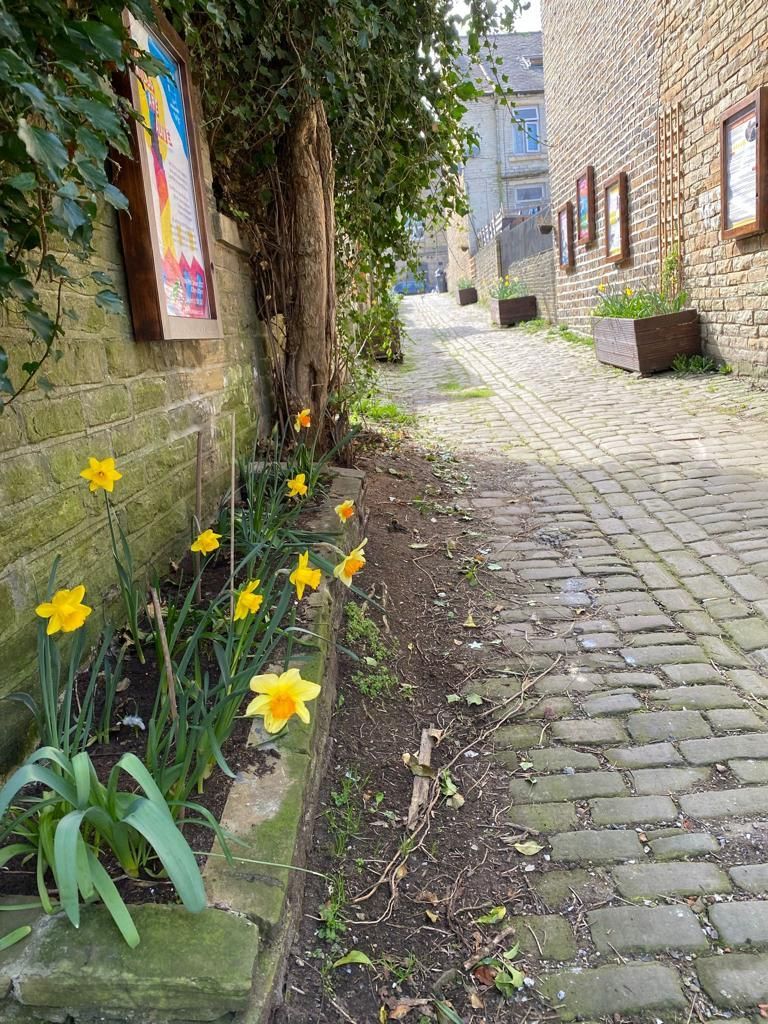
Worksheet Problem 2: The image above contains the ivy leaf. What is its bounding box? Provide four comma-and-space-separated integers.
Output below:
77, 21, 124, 63
90, 271, 113, 286
0, 11, 21, 42
17, 119, 69, 183
103, 183, 129, 211
36, 375, 54, 395
0, 348, 7, 375
8, 172, 36, 192
21, 361, 40, 375
95, 290, 124, 314
23, 308, 56, 344
455, 80, 481, 101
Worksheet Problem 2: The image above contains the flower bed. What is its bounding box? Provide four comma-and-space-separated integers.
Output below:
0, 415, 365, 1021
487, 276, 537, 326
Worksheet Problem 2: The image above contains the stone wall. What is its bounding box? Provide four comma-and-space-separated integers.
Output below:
543, 0, 768, 369
472, 237, 502, 294
0, 136, 270, 768
506, 250, 558, 324
446, 212, 473, 291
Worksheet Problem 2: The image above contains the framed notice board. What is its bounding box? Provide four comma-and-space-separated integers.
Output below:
575, 165, 596, 244
720, 88, 767, 240
604, 172, 629, 263
115, 13, 220, 341
558, 202, 574, 268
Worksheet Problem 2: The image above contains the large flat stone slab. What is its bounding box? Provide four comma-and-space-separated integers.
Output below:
510, 771, 626, 804
551, 719, 627, 745
508, 801, 577, 833
680, 785, 768, 820
587, 905, 708, 954
650, 685, 746, 710
533, 868, 615, 909
679, 733, 768, 764
613, 862, 731, 898
631, 766, 709, 794
510, 913, 577, 961
709, 901, 768, 948
590, 794, 677, 825
540, 963, 686, 1021
697, 953, 768, 1007
649, 832, 719, 860
730, 863, 768, 893
550, 829, 643, 864
606, 741, 682, 768
627, 709, 711, 743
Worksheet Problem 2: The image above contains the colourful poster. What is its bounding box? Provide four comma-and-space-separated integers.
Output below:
725, 108, 758, 230
606, 183, 622, 257
577, 176, 589, 238
559, 208, 569, 265
131, 17, 210, 319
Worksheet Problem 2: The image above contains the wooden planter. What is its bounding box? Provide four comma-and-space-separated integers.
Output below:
489, 296, 537, 326
593, 310, 700, 373
457, 287, 478, 306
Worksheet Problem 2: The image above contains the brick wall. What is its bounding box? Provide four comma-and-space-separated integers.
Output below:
472, 237, 502, 294
505, 250, 558, 323
446, 213, 473, 290
543, 0, 768, 369
0, 131, 270, 767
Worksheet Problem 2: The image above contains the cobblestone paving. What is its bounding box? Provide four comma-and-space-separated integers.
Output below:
384, 295, 768, 1022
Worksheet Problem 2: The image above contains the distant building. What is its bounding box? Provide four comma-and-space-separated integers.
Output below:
459, 32, 549, 253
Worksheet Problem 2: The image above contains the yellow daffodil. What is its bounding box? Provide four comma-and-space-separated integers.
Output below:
286, 472, 308, 498
190, 528, 221, 554
333, 539, 368, 587
234, 579, 263, 621
294, 408, 312, 431
290, 551, 322, 600
625, 287, 634, 297
598, 282, 607, 293
245, 668, 321, 733
35, 586, 92, 635
80, 457, 122, 493
334, 499, 356, 524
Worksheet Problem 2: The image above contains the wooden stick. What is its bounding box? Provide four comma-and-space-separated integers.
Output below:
230, 412, 236, 619
406, 728, 435, 830
150, 586, 177, 730
194, 429, 203, 602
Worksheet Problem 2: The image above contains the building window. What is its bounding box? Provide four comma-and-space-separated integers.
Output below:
512, 106, 540, 154
509, 184, 546, 216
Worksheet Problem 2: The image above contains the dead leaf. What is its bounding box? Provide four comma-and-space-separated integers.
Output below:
513, 840, 544, 856
409, 542, 429, 549
428, 728, 445, 744
394, 864, 408, 882
115, 678, 130, 693
402, 753, 437, 779
463, 612, 478, 628
447, 793, 465, 810
472, 964, 496, 987
379, 1007, 388, 1024
469, 991, 484, 1010
425, 909, 439, 923
758, 1004, 768, 1019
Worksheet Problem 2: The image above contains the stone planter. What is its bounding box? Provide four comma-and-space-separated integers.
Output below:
457, 287, 478, 306
593, 310, 700, 373
489, 296, 537, 326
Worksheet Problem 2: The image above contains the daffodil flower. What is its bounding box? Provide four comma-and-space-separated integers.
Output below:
598, 282, 607, 293
286, 472, 308, 498
245, 668, 321, 733
333, 539, 368, 587
36, 586, 93, 635
234, 579, 263, 621
80, 457, 122, 493
294, 408, 312, 431
289, 551, 322, 600
334, 499, 355, 524
191, 529, 221, 554
625, 287, 634, 297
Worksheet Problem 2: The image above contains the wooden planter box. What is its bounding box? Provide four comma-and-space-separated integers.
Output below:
457, 287, 478, 306
593, 310, 700, 373
490, 296, 537, 326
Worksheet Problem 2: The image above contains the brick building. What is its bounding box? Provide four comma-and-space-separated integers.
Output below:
543, 0, 768, 370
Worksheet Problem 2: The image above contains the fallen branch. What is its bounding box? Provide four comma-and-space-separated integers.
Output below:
406, 728, 435, 830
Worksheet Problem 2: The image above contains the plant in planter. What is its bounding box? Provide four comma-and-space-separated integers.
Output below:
488, 276, 537, 326
456, 277, 478, 306
592, 258, 700, 373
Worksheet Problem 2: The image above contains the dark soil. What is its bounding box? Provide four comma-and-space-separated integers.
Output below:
278, 431, 549, 1024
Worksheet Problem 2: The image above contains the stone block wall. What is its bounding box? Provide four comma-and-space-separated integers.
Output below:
0, 144, 270, 769
446, 213, 473, 291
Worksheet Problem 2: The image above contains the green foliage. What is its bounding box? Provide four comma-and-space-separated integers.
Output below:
352, 398, 416, 426
0, 0, 159, 407
345, 602, 389, 661
325, 771, 363, 859
317, 871, 348, 941
456, 277, 474, 290
593, 284, 689, 318
555, 325, 593, 347
489, 275, 527, 299
671, 353, 717, 374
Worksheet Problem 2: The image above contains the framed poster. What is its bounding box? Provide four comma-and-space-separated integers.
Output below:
115, 13, 220, 341
720, 88, 767, 240
558, 202, 574, 268
604, 172, 629, 263
575, 166, 596, 244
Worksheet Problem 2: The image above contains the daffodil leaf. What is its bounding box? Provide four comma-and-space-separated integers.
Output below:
433, 1000, 464, 1024
476, 905, 506, 925
333, 950, 374, 969
513, 840, 544, 856
501, 943, 520, 961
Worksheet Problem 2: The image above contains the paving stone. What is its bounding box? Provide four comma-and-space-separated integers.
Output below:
696, 952, 768, 1007
524, 696, 575, 720
530, 749, 601, 772
587, 905, 708, 953
700, 636, 750, 669
681, 785, 768, 820
631, 766, 710, 795
605, 671, 663, 688
620, 644, 706, 667
630, 630, 694, 647
650, 685, 746, 710
627, 709, 711, 743
507, 802, 577, 833
613, 861, 732, 898
582, 691, 642, 716
727, 574, 768, 601
649, 832, 720, 859
495, 724, 547, 750
709, 901, 768, 948
606, 742, 683, 768
591, 794, 677, 825
539, 963, 686, 1021
535, 672, 604, 694
707, 708, 765, 732
533, 868, 615, 909
729, 759, 768, 783
684, 575, 732, 600
511, 771, 626, 804
675, 611, 722, 635
706, 597, 752, 620
510, 913, 577, 960
616, 614, 674, 632
551, 719, 627, 745
725, 617, 768, 651
729, 669, 768, 698
654, 588, 700, 612
550, 829, 643, 864
661, 663, 725, 684
680, 733, 768, 764
730, 864, 768, 893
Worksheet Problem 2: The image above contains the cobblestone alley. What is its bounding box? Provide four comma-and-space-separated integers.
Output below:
383, 294, 768, 1022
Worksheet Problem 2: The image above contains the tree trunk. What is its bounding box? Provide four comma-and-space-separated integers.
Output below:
278, 98, 336, 441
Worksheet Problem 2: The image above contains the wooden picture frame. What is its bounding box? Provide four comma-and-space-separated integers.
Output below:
720, 87, 767, 241
114, 12, 220, 342
575, 165, 596, 244
557, 202, 574, 268
604, 172, 629, 263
